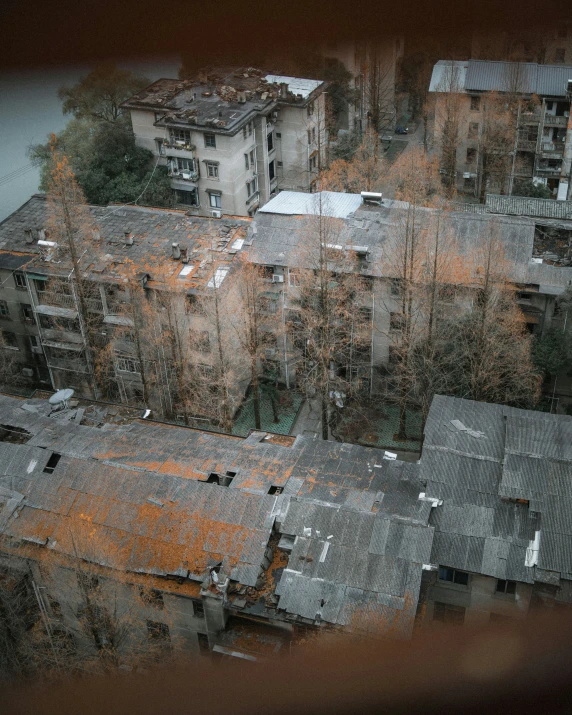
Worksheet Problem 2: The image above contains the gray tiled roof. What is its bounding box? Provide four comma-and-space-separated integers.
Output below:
0, 393, 433, 636
422, 395, 572, 596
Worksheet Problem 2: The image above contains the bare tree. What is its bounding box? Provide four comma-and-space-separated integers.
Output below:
319, 127, 385, 193
434, 63, 464, 198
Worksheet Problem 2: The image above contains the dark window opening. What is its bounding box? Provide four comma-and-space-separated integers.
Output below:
206, 473, 220, 484
193, 599, 205, 619
198, 632, 209, 653
466, 148, 477, 164
496, 579, 517, 595
269, 160, 275, 181
433, 602, 465, 625
470, 95, 480, 111
439, 566, 469, 586
140, 588, 165, 609
43, 453, 61, 474
147, 620, 171, 643
268, 485, 284, 495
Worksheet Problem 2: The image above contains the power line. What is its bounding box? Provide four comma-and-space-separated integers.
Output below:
0, 163, 37, 188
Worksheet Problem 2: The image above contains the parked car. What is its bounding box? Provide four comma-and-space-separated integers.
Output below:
395, 125, 409, 135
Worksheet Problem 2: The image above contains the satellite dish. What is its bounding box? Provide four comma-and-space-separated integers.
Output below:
49, 388, 75, 408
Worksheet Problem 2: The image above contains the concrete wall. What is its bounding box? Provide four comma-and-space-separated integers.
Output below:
424, 570, 533, 629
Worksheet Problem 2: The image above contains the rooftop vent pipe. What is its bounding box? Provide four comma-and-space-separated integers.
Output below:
124, 232, 133, 246
24, 229, 34, 244
280, 82, 289, 99
172, 243, 181, 260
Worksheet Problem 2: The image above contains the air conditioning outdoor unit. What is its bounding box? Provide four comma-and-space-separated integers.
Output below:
211, 210, 222, 219
272, 274, 284, 283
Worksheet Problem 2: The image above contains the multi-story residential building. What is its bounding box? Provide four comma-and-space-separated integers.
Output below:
419, 394, 572, 626
470, 25, 572, 66
0, 391, 433, 659
0, 195, 252, 419
121, 69, 327, 217
428, 59, 572, 199
0, 389, 571, 661
245, 189, 572, 393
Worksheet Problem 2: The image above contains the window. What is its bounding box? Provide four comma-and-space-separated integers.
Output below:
470, 95, 480, 111
190, 330, 210, 353
192, 599, 205, 618
309, 155, 317, 172
1, 331, 18, 349
289, 268, 301, 286
517, 291, 532, 303
250, 149, 256, 169
20, 304, 34, 322
156, 139, 166, 156
39, 314, 79, 332
14, 273, 27, 290
154, 112, 165, 123
187, 294, 206, 315
276, 132, 282, 139
307, 101, 315, 116
170, 128, 192, 144
116, 357, 140, 373
555, 48, 566, 63
267, 132, 274, 152
204, 133, 216, 148
243, 125, 247, 140
433, 602, 465, 625
269, 160, 275, 181
197, 632, 209, 654
468, 122, 479, 139
245, 152, 250, 169
172, 157, 195, 173
147, 620, 171, 643
312, 127, 316, 142
390, 312, 404, 331
496, 579, 517, 596
439, 566, 469, 586
248, 121, 253, 136
358, 306, 373, 322
0, 301, 10, 319
208, 192, 222, 209
390, 278, 402, 297
140, 588, 164, 609
29, 335, 40, 349
175, 188, 199, 207
259, 294, 278, 315
268, 485, 284, 495
307, 129, 312, 145
247, 178, 258, 197
43, 452, 61, 474
466, 148, 477, 163
205, 161, 219, 179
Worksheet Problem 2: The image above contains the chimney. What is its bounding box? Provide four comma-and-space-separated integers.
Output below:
24, 229, 34, 244
180, 247, 189, 263
237, 88, 246, 103
124, 231, 133, 246
184, 89, 194, 103
280, 82, 289, 99
172, 242, 181, 260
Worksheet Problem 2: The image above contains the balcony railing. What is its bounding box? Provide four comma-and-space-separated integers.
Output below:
169, 169, 199, 182
46, 357, 90, 373
535, 166, 561, 177
36, 291, 76, 310
540, 142, 565, 156
543, 114, 569, 127
517, 138, 537, 151
164, 141, 196, 152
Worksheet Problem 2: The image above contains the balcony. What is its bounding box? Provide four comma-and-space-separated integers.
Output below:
36, 290, 76, 310
164, 142, 196, 160
539, 141, 565, 157
543, 114, 569, 127
535, 166, 561, 177
169, 168, 199, 182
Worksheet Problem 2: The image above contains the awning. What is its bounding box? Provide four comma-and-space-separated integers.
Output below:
35, 304, 78, 319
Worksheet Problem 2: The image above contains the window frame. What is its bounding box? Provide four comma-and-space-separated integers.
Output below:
204, 133, 217, 149
470, 95, 481, 111
208, 192, 222, 209
495, 578, 517, 596
438, 566, 470, 587
0, 300, 10, 319
14, 273, 27, 290
433, 601, 466, 625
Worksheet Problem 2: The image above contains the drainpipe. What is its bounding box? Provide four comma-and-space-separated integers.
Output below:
282, 287, 290, 389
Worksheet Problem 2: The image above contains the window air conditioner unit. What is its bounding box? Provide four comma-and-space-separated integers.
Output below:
272, 274, 284, 283
181, 171, 191, 180
211, 210, 222, 219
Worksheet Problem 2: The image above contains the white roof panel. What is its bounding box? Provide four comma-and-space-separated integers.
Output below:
429, 60, 468, 93
259, 191, 362, 219
265, 75, 323, 98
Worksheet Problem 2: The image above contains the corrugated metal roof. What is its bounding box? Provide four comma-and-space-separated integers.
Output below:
428, 60, 468, 93
264, 75, 323, 99
259, 191, 363, 219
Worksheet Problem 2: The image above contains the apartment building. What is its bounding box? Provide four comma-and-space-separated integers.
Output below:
0, 195, 252, 419
428, 59, 572, 199
245, 190, 572, 393
121, 68, 327, 217
1, 389, 571, 662
0, 391, 433, 660
419, 395, 572, 627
